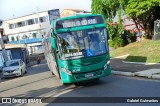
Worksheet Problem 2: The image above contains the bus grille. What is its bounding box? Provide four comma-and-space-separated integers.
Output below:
74, 69, 103, 80
69, 55, 106, 67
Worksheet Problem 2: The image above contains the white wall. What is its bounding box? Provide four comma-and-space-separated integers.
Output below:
3, 11, 50, 35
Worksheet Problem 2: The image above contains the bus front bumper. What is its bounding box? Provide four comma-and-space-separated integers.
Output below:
60, 66, 111, 84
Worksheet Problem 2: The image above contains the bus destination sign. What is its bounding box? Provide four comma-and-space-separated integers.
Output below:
56, 16, 104, 29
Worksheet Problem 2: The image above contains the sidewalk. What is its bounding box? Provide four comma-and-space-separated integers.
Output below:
110, 56, 160, 79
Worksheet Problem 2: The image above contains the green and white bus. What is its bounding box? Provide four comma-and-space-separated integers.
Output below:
43, 14, 111, 85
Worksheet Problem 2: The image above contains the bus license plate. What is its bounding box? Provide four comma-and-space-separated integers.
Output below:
85, 73, 93, 78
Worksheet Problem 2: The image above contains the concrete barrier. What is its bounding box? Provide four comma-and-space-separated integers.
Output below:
111, 70, 134, 77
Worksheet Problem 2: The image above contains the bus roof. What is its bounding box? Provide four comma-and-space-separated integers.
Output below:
53, 14, 105, 31
57, 14, 103, 21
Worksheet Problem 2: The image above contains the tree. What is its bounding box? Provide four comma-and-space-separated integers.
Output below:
92, 0, 124, 21
92, 0, 128, 48
126, 0, 160, 39
92, 0, 160, 40
91, 0, 103, 14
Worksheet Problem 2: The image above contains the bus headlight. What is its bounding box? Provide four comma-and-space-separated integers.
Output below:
61, 68, 72, 75
104, 60, 110, 70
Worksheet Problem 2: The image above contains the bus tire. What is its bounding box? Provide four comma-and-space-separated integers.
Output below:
74, 82, 82, 86
95, 78, 100, 80
62, 83, 69, 85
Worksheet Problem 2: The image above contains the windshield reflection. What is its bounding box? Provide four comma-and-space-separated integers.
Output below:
58, 27, 108, 59
5, 61, 19, 67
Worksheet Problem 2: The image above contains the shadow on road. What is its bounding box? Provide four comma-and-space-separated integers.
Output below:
1, 75, 115, 106
1, 84, 78, 106
0, 76, 53, 93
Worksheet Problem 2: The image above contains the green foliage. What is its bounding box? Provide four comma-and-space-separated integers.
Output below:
126, 0, 160, 38
92, 0, 126, 19
108, 25, 125, 48
91, 0, 104, 15
92, 0, 126, 48
111, 37, 124, 49
117, 7, 124, 36
126, 0, 160, 17
92, 0, 160, 40
124, 30, 136, 42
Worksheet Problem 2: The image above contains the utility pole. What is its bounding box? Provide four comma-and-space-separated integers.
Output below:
36, 7, 41, 34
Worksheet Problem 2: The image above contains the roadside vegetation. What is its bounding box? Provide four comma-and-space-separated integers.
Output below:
91, 0, 160, 47
110, 39, 160, 63
91, 0, 160, 63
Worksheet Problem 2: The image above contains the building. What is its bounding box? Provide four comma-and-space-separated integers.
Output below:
0, 28, 8, 43
0, 44, 30, 69
113, 15, 143, 32
60, 9, 90, 17
2, 9, 60, 55
123, 16, 143, 32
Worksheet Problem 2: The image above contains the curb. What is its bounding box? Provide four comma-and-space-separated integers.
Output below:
112, 70, 160, 80
134, 72, 153, 79
111, 70, 134, 77
122, 61, 160, 65
151, 75, 160, 79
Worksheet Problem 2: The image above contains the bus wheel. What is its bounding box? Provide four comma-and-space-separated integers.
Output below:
95, 78, 100, 80
74, 82, 82, 86
62, 83, 69, 85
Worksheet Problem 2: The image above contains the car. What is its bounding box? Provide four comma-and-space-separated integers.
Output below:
2, 59, 26, 78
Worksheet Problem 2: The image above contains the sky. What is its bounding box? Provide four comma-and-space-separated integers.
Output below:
0, 0, 92, 20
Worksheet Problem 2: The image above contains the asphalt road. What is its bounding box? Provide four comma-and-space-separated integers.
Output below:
0, 62, 160, 106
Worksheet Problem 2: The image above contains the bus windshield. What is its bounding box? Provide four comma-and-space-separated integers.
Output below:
58, 27, 108, 59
